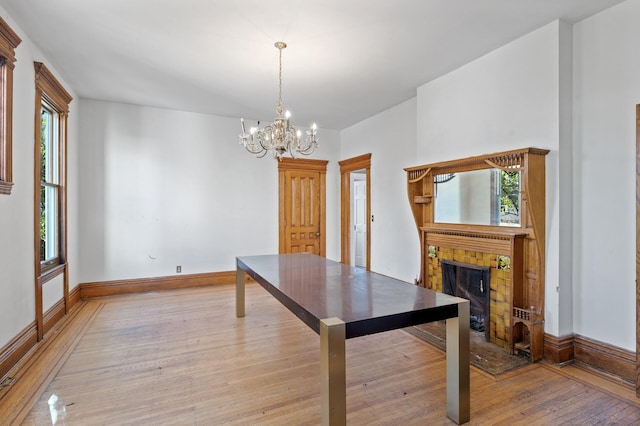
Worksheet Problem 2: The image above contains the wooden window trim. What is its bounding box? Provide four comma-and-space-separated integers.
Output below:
33, 62, 72, 340
40, 263, 66, 285
0, 17, 21, 195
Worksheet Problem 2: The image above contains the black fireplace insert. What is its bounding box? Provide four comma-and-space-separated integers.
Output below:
441, 260, 490, 341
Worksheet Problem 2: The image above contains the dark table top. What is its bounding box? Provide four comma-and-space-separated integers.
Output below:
237, 253, 465, 339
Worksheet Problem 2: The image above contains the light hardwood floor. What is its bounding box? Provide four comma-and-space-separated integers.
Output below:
1, 283, 639, 425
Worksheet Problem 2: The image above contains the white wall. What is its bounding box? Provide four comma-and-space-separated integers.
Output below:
78, 100, 340, 283
416, 21, 567, 336
340, 98, 419, 283
572, 0, 640, 351
0, 7, 80, 348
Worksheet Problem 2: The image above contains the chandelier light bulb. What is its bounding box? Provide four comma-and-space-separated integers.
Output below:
238, 41, 319, 160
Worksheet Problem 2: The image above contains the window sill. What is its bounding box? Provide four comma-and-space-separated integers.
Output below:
40, 263, 65, 284
0, 180, 13, 195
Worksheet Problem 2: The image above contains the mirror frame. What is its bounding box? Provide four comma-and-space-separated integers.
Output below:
405, 147, 549, 234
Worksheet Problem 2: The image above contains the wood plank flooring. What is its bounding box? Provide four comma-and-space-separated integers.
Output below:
1, 283, 640, 425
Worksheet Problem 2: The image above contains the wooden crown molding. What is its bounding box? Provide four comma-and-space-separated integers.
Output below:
0, 17, 21, 65
34, 62, 73, 111
277, 157, 328, 173
338, 153, 371, 172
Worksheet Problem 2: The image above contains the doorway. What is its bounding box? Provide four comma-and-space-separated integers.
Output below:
339, 154, 371, 269
350, 171, 367, 267
278, 157, 328, 256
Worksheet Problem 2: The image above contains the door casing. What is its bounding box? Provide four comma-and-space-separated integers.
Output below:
339, 154, 371, 269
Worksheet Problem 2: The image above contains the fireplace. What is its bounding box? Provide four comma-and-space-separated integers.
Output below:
441, 260, 490, 342
406, 148, 549, 361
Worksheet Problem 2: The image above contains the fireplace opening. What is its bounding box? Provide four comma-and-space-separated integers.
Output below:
441, 260, 490, 341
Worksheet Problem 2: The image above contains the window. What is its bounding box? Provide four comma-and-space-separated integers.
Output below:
0, 17, 21, 195
498, 170, 521, 225
40, 101, 60, 264
34, 62, 72, 340
490, 169, 521, 227
34, 62, 72, 276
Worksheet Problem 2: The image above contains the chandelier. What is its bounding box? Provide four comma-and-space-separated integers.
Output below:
239, 41, 318, 160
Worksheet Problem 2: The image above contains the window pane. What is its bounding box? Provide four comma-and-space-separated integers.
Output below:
40, 107, 48, 182
499, 170, 520, 226
40, 105, 58, 185
40, 184, 58, 262
40, 103, 60, 263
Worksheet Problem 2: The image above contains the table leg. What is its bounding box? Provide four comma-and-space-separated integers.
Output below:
236, 264, 245, 318
446, 300, 470, 424
320, 317, 346, 426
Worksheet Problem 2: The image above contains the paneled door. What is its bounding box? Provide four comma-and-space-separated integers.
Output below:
278, 158, 328, 256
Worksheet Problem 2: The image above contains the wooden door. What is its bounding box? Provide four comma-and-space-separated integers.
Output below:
278, 158, 327, 256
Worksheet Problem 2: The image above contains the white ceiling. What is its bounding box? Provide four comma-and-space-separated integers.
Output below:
0, 0, 624, 130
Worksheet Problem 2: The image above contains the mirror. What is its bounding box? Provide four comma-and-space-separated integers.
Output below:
434, 168, 521, 227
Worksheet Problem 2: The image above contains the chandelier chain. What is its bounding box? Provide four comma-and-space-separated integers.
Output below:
277, 44, 283, 115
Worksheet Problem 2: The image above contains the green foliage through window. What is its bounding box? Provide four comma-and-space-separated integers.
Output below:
40, 104, 59, 262
499, 170, 520, 225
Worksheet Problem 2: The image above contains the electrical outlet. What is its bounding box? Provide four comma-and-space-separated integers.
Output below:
176, 265, 182, 273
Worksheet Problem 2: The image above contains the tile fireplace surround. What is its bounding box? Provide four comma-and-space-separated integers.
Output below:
428, 246, 511, 350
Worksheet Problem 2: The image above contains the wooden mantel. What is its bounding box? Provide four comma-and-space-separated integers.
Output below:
421, 225, 528, 255
405, 147, 549, 361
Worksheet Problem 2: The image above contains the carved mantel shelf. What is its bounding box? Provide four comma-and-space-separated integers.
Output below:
421, 225, 529, 237
421, 225, 528, 255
